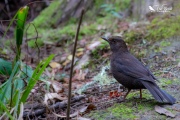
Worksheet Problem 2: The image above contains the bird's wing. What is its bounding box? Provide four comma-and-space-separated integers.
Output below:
114, 54, 156, 83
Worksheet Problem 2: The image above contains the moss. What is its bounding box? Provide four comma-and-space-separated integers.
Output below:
124, 31, 136, 43
29, 0, 61, 29
27, 38, 44, 48
124, 30, 144, 44
158, 78, 173, 87
110, 103, 136, 119
146, 15, 180, 41
27, 19, 99, 47
26, 0, 62, 47
87, 99, 160, 120
58, 24, 76, 36
88, 103, 136, 120
126, 90, 153, 100
160, 41, 171, 47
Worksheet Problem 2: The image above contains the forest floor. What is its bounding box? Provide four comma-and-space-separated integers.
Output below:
22, 25, 180, 119
1, 0, 180, 119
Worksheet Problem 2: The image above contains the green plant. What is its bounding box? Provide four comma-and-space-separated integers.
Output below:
146, 15, 180, 41
0, 6, 54, 119
0, 58, 12, 75
100, 4, 122, 19
15, 6, 29, 61
0, 55, 54, 119
100, 0, 131, 19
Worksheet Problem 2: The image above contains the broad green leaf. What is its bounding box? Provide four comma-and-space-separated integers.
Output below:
0, 58, 12, 75
0, 62, 20, 103
0, 62, 34, 103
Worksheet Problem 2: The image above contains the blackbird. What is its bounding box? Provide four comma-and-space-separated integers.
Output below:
102, 36, 176, 104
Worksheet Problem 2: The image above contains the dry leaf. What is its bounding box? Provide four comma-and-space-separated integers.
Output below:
73, 69, 87, 81
76, 51, 84, 57
77, 48, 84, 52
51, 80, 64, 93
60, 55, 67, 63
74, 52, 90, 70
44, 93, 67, 105
87, 41, 101, 50
155, 105, 175, 118
77, 117, 91, 120
68, 55, 72, 60
109, 90, 122, 98
47, 80, 64, 93
52, 111, 79, 118
49, 62, 61, 69
79, 104, 96, 114
62, 60, 70, 66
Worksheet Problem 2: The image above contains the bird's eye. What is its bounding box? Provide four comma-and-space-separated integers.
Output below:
112, 40, 116, 43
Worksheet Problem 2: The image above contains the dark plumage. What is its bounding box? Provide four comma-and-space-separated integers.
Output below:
102, 36, 176, 104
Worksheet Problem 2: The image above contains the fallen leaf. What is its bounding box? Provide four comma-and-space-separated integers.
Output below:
62, 60, 70, 66
79, 104, 96, 114
155, 105, 175, 118
77, 117, 91, 120
109, 91, 114, 98
109, 90, 122, 98
76, 51, 84, 57
60, 54, 67, 63
87, 41, 101, 50
68, 55, 72, 60
52, 111, 78, 118
47, 80, 64, 93
77, 48, 84, 52
44, 93, 67, 105
49, 62, 61, 69
74, 52, 90, 70
51, 80, 64, 93
73, 69, 87, 81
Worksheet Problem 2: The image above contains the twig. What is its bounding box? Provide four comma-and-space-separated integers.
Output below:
67, 9, 84, 120
23, 95, 85, 118
25, 23, 40, 61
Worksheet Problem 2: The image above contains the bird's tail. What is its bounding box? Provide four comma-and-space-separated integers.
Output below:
141, 81, 176, 104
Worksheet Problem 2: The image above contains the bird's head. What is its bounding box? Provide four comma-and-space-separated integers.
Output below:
101, 36, 128, 53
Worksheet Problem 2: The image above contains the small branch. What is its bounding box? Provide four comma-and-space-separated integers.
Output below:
66, 9, 84, 120
23, 95, 85, 118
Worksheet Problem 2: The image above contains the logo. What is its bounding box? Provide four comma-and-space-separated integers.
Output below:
149, 4, 172, 12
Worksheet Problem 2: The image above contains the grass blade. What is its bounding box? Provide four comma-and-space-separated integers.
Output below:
20, 54, 54, 103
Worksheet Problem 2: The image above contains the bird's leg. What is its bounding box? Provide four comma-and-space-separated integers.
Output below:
124, 89, 131, 100
140, 89, 142, 99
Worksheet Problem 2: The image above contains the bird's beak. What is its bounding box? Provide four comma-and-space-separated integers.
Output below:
101, 36, 109, 42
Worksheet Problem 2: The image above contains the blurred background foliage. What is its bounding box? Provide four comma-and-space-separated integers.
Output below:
1, 0, 180, 78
